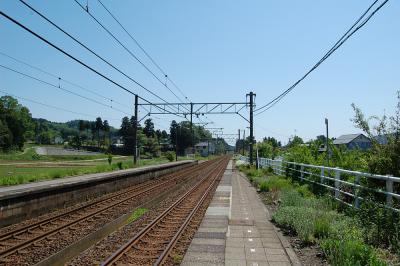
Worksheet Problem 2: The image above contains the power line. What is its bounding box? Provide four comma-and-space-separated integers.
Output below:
96, 0, 191, 102
17, 0, 179, 114
0, 89, 120, 121
0, 51, 130, 109
254, 0, 389, 115
0, 64, 131, 116
0, 10, 185, 119
72, 0, 188, 105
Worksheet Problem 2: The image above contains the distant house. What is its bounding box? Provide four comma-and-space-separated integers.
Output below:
333, 133, 371, 150
54, 136, 64, 144
195, 141, 215, 157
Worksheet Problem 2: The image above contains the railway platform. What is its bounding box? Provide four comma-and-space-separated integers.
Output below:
0, 160, 195, 227
182, 160, 300, 266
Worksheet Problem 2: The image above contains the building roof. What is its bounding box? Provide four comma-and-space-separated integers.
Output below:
333, 133, 366, 145
195, 141, 212, 147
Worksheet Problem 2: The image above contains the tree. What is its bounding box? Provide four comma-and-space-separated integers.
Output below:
120, 116, 133, 153
143, 118, 155, 138
103, 120, 110, 148
258, 141, 274, 158
288, 135, 304, 147
0, 120, 12, 149
351, 91, 400, 176
95, 117, 103, 147
0, 96, 33, 150
263, 136, 281, 148
170, 120, 179, 147
161, 130, 168, 139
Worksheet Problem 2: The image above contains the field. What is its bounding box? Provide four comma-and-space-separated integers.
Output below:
0, 146, 170, 186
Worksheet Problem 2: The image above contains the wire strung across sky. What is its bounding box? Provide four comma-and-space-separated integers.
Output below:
0, 51, 130, 109
72, 0, 189, 108
0, 10, 187, 120
0, 64, 132, 116
0, 89, 120, 121
254, 0, 390, 116
95, 0, 191, 102
17, 0, 181, 115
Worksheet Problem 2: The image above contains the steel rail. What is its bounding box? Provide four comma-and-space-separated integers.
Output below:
100, 157, 228, 265
0, 161, 205, 242
0, 161, 214, 259
154, 158, 227, 265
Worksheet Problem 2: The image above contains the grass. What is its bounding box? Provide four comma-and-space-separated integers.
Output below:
238, 164, 390, 266
127, 208, 148, 224
0, 146, 108, 162
0, 157, 169, 186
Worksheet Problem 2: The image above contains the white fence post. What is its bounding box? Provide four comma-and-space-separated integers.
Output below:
335, 169, 341, 199
354, 174, 360, 208
386, 177, 393, 207
320, 167, 325, 184
300, 165, 304, 181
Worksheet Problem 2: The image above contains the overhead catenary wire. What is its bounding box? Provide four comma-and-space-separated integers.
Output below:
0, 89, 120, 121
0, 51, 130, 109
0, 64, 131, 116
0, 10, 186, 120
254, 0, 389, 116
17, 0, 180, 114
96, 0, 191, 102
72, 0, 189, 107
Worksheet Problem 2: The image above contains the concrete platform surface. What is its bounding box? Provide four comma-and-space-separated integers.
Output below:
182, 160, 301, 266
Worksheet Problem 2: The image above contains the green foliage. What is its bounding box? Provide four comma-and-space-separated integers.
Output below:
107, 153, 112, 165
165, 151, 175, 162
0, 96, 34, 150
314, 216, 331, 238
117, 161, 123, 170
351, 90, 400, 176
355, 198, 400, 254
127, 208, 148, 224
169, 120, 213, 155
321, 238, 386, 266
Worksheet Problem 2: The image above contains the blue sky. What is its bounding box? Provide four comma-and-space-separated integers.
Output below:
0, 0, 399, 145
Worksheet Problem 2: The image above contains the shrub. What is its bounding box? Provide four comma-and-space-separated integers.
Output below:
314, 216, 331, 238
320, 238, 386, 266
107, 153, 112, 165
272, 206, 316, 243
259, 180, 268, 192
295, 184, 313, 198
165, 151, 175, 162
117, 162, 123, 170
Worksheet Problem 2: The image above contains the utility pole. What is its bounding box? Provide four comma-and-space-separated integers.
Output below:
175, 125, 178, 162
133, 95, 138, 165
242, 130, 245, 156
325, 118, 329, 166
190, 102, 193, 155
238, 129, 241, 154
247, 91, 255, 165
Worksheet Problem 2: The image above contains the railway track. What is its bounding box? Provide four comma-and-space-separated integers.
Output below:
101, 156, 229, 266
0, 160, 218, 264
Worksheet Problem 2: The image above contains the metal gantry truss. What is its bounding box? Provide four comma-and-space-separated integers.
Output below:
139, 102, 249, 122
132, 92, 256, 165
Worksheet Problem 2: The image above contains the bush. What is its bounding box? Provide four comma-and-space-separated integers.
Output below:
117, 162, 123, 170
165, 151, 175, 162
259, 180, 268, 192
314, 216, 331, 238
107, 153, 112, 165
272, 206, 317, 243
321, 238, 386, 266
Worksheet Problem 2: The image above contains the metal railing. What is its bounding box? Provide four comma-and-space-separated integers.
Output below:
238, 156, 400, 212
